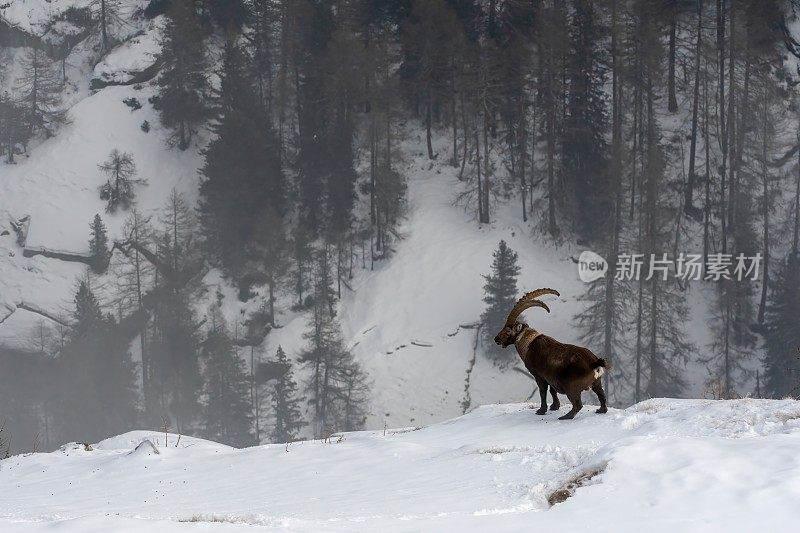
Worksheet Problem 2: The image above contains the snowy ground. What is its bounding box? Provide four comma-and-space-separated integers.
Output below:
1, 398, 799, 532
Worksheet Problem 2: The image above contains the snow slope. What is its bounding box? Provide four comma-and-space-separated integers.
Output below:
0, 11, 200, 345
1, 34, 595, 432
2, 398, 799, 532
0, 81, 203, 344
254, 129, 594, 430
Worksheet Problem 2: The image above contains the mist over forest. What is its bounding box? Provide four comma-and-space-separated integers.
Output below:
2, 0, 800, 457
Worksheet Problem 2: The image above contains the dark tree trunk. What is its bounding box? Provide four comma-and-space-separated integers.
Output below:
727, 0, 737, 241
451, 79, 458, 167
546, 79, 557, 236
685, 0, 703, 215
717, 0, 728, 253
668, 9, 678, 112
530, 89, 536, 215
703, 75, 711, 277
100, 0, 109, 51
758, 96, 769, 324
603, 0, 622, 393
646, 68, 659, 397
482, 112, 490, 223
426, 87, 434, 159
794, 127, 800, 258
459, 90, 468, 180
635, 275, 643, 403
475, 117, 484, 224
519, 97, 527, 222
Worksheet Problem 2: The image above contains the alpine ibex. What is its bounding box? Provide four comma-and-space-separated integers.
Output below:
494, 289, 608, 420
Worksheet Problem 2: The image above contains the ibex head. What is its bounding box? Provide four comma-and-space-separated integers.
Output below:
494, 288, 560, 348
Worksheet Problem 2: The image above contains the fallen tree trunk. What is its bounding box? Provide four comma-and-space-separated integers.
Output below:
23, 247, 94, 266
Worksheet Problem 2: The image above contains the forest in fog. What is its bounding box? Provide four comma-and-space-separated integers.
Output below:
2, 0, 800, 454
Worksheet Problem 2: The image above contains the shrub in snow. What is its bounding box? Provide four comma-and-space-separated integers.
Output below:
123, 98, 142, 111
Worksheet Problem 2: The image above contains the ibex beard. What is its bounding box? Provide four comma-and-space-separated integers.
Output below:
494, 288, 608, 420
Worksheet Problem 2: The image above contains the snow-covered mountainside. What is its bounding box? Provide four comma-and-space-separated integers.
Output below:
0, 5, 597, 433
0, 87, 583, 430
3, 0, 794, 447
2, 398, 800, 532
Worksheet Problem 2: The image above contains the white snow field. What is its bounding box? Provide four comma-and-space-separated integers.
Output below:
2, 398, 800, 532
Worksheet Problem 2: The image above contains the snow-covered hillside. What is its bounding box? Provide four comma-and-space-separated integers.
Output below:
263, 130, 594, 429
1, 5, 595, 433
1, 0, 782, 445
2, 398, 800, 532
0, 65, 584, 432
1, 6, 187, 347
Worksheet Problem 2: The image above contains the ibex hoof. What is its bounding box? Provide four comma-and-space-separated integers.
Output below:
558, 413, 576, 420
535, 408, 548, 415
549, 403, 560, 411
596, 407, 608, 414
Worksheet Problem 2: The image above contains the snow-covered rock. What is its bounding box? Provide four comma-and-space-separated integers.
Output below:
92, 24, 162, 86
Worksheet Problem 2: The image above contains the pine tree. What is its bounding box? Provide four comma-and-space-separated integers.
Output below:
248, 0, 276, 113
144, 191, 203, 432
763, 255, 800, 398
628, 0, 691, 401
336, 355, 370, 433
270, 346, 305, 443
480, 240, 521, 363
15, 47, 65, 138
53, 281, 138, 444
703, 276, 757, 398
98, 150, 145, 213
0, 91, 27, 164
201, 309, 256, 447
537, 0, 568, 237
147, 235, 202, 433
292, 3, 361, 237
73, 280, 104, 336
563, 0, 610, 241
112, 209, 157, 413
574, 0, 629, 404
199, 39, 285, 277
159, 188, 201, 274
400, 0, 463, 161
94, 312, 140, 438
154, 0, 210, 149
92, 0, 123, 51
291, 226, 313, 309
701, 188, 760, 398
299, 268, 369, 436
89, 214, 110, 273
